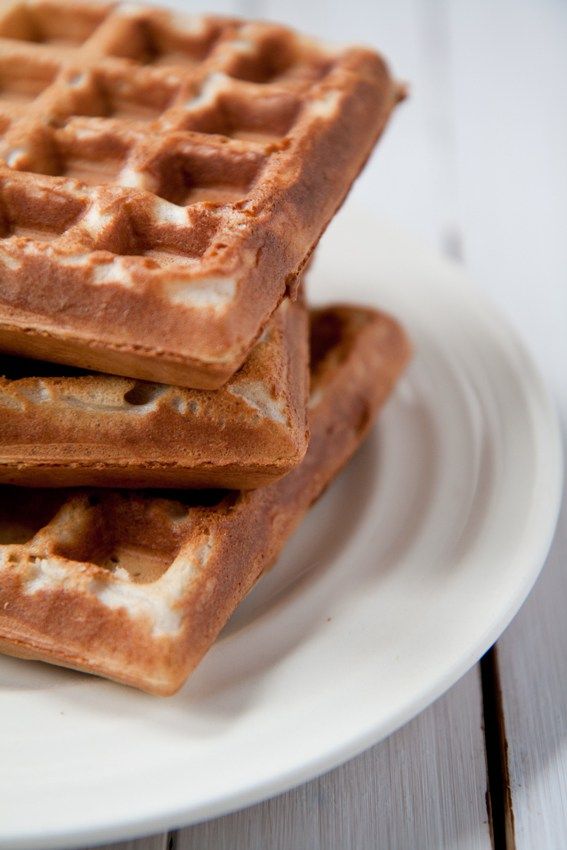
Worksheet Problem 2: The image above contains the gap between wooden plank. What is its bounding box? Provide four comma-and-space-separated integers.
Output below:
480, 646, 516, 850
175, 668, 491, 850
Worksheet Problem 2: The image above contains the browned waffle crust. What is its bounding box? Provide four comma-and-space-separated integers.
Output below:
0, 1, 404, 387
0, 305, 411, 694
0, 297, 309, 488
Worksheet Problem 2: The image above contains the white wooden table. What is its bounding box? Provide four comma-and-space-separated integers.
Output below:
77, 1, 567, 847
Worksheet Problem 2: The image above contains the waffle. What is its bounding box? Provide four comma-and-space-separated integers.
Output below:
0, 1, 404, 388
0, 304, 410, 694
0, 297, 308, 488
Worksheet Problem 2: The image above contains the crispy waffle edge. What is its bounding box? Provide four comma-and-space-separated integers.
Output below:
0, 297, 310, 488
0, 2, 404, 387
0, 304, 411, 694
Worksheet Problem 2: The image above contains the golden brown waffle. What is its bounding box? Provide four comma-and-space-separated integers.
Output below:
0, 304, 411, 694
0, 1, 403, 388
0, 298, 308, 488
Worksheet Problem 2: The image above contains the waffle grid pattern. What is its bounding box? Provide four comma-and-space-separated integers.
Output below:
0, 1, 338, 269
0, 0, 400, 388
0, 307, 412, 693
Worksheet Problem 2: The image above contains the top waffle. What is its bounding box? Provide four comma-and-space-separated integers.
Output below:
0, 1, 403, 387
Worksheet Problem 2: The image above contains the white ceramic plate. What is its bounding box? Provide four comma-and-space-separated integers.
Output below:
0, 211, 562, 850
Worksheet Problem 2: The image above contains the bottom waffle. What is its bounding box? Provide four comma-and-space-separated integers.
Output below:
0, 305, 411, 695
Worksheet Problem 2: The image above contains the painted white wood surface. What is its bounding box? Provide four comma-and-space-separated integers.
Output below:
447, 2, 567, 847
497, 497, 567, 849
77, 0, 567, 847
90, 669, 489, 850
176, 669, 490, 850
81, 2, 492, 850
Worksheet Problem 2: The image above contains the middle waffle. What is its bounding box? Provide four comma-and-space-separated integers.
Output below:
0, 298, 308, 489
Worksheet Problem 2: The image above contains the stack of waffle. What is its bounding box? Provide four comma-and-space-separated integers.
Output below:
0, 0, 410, 694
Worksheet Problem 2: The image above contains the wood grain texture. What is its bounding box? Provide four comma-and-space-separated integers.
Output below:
449, 1, 567, 846
74, 2, 495, 849
176, 669, 490, 850
496, 523, 567, 850
74, 0, 567, 846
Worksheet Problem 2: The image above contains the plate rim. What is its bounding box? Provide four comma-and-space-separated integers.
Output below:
1, 220, 563, 850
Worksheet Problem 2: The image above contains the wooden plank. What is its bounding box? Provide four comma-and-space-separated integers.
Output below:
76, 4, 495, 850
448, 1, 567, 847
171, 4, 491, 848
177, 668, 491, 850
496, 532, 567, 849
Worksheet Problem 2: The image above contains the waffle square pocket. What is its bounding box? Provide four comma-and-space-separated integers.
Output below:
0, 305, 411, 693
0, 1, 404, 387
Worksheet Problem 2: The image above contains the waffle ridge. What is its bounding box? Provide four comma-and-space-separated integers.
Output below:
0, 0, 403, 387
0, 305, 411, 693
0, 298, 310, 488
